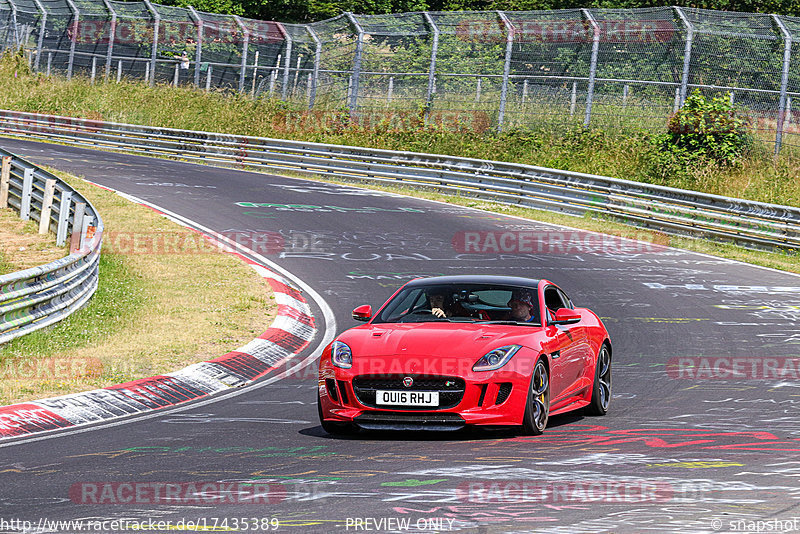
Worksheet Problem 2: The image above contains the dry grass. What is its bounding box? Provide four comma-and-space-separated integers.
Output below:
0, 208, 66, 275
0, 169, 276, 405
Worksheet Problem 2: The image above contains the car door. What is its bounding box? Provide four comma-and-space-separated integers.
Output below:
543, 285, 587, 403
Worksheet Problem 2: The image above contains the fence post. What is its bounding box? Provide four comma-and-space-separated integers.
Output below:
581, 9, 600, 128
422, 12, 440, 122
475, 77, 481, 102
252, 50, 260, 95
3, 0, 18, 53
232, 16, 250, 93
570, 81, 577, 116
307, 26, 321, 109
64, 0, 79, 80
32, 0, 46, 72
56, 191, 72, 246
275, 23, 292, 100
497, 11, 515, 133
673, 7, 693, 106
387, 77, 394, 102
773, 14, 792, 157
0, 156, 10, 209
206, 65, 212, 91
143, 0, 160, 87
100, 0, 117, 81
188, 6, 203, 88
39, 179, 56, 234
46, 53, 52, 76
19, 168, 33, 221
91, 57, 96, 83
346, 12, 364, 114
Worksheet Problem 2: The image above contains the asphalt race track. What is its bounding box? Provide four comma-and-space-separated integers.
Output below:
1, 137, 800, 534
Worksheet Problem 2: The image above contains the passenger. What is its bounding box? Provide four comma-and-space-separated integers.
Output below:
507, 289, 537, 323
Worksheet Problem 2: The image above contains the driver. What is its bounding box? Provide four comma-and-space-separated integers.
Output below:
428, 290, 472, 318
507, 289, 536, 323
429, 291, 448, 318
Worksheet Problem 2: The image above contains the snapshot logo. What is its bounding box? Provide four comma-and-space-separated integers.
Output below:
0, 357, 102, 380
69, 482, 286, 505
452, 230, 667, 255
456, 480, 673, 503
456, 19, 676, 44
667, 357, 800, 380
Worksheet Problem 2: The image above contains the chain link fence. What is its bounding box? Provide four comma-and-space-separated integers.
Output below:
1, 3, 800, 153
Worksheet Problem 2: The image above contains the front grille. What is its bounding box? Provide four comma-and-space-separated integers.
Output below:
354, 411, 466, 431
352, 375, 465, 410
495, 383, 513, 405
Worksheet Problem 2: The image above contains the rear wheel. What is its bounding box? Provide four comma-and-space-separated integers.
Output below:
585, 344, 612, 416
522, 358, 550, 435
317, 394, 356, 435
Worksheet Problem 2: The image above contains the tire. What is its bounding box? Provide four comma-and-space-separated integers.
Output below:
585, 344, 612, 416
522, 358, 550, 435
317, 394, 356, 435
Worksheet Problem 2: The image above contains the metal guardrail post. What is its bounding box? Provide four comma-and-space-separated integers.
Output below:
497, 11, 514, 133
233, 15, 250, 93
143, 0, 160, 87
674, 7, 694, 106
100, 0, 116, 81
345, 12, 364, 114
56, 190, 72, 246
65, 0, 79, 80
422, 12, 440, 123
20, 167, 33, 220
307, 26, 321, 109
32, 0, 46, 72
582, 9, 600, 128
188, 6, 203, 88
773, 14, 792, 157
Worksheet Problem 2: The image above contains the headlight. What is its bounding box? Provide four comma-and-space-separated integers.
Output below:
473, 345, 522, 372
331, 340, 352, 369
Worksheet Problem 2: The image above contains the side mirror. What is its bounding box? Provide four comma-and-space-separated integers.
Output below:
352, 304, 372, 322
551, 308, 581, 325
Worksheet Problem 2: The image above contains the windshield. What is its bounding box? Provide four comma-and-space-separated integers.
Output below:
373, 283, 541, 326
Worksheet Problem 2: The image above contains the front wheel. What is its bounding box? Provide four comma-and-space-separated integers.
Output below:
522, 358, 550, 435
585, 344, 612, 416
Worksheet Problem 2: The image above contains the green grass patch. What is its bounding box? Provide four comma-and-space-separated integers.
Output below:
0, 168, 276, 405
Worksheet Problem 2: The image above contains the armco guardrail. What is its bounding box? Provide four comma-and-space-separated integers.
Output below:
0, 146, 103, 344
0, 108, 797, 252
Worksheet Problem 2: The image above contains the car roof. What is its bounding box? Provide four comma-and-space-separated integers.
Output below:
405, 275, 541, 289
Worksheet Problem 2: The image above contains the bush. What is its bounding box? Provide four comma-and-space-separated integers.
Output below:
661, 89, 753, 165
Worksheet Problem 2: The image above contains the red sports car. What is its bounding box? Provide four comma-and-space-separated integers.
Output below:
317, 275, 612, 435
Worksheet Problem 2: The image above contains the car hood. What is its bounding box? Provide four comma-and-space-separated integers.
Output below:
338, 322, 542, 361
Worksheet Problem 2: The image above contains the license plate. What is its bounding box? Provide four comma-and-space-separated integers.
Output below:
375, 390, 439, 407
